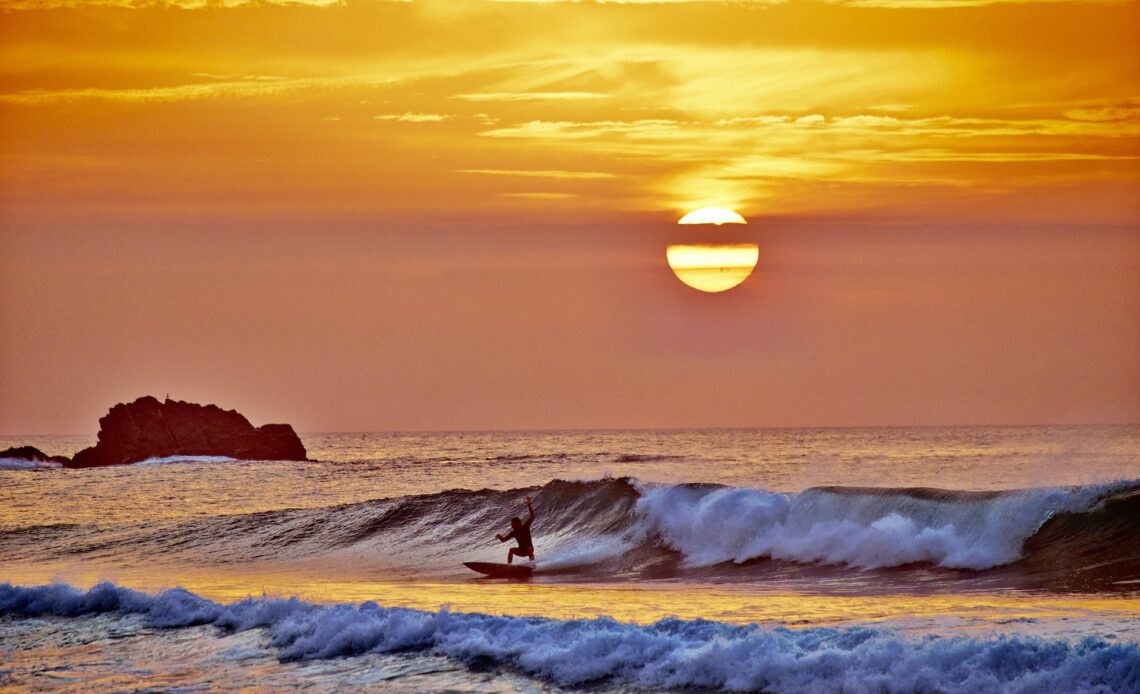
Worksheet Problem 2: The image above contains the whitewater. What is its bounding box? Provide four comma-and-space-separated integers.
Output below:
2, 425, 1139, 691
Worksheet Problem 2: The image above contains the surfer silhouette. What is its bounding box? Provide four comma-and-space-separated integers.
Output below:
495, 496, 535, 564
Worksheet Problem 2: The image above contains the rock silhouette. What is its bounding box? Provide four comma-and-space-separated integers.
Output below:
67, 396, 307, 468
0, 446, 71, 465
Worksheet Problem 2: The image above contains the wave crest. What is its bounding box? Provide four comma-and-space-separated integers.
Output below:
135, 454, 240, 466
0, 457, 63, 471
635, 483, 1122, 570
3, 582, 1138, 693
2, 478, 1136, 585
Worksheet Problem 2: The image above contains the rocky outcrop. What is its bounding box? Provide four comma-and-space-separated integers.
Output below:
67, 396, 307, 468
0, 446, 71, 465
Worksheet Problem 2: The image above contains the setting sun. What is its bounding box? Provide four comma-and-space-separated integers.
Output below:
666, 244, 760, 293
670, 208, 755, 292
677, 208, 748, 226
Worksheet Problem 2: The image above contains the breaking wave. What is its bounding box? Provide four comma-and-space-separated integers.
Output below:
635, 482, 1121, 570
0, 457, 63, 471
134, 454, 240, 466
1, 477, 1137, 588
1, 581, 1136, 693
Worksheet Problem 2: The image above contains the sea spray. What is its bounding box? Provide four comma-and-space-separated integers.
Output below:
1, 581, 1137, 693
633, 482, 1124, 570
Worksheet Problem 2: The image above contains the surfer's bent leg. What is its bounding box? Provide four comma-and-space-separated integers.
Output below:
507, 546, 534, 564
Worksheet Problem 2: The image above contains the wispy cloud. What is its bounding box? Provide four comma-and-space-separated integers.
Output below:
458, 169, 614, 179
481, 120, 682, 139
1065, 106, 1140, 122
471, 108, 1140, 212
828, 0, 1124, 7
0, 80, 298, 104
481, 113, 1140, 145
9, 0, 1112, 7
1, 0, 345, 8
498, 0, 1121, 6
0, 75, 410, 104
455, 91, 610, 102
375, 113, 450, 122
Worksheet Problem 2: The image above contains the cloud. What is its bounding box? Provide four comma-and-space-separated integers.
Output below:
0, 75, 409, 104
455, 91, 610, 102
457, 169, 614, 179
374, 113, 451, 122
480, 119, 681, 139
1, 0, 346, 7
1064, 106, 1140, 122
0, 81, 298, 104
714, 116, 792, 126
8, 0, 1108, 7
828, 0, 1123, 7
475, 113, 1140, 155
1, 0, 1136, 226
840, 149, 1140, 163
500, 0, 1126, 5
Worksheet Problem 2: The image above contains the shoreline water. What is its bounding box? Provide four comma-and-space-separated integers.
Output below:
3, 580, 1139, 693
5, 569, 1140, 640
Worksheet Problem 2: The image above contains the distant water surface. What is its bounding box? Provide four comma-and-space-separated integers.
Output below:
3, 425, 1136, 524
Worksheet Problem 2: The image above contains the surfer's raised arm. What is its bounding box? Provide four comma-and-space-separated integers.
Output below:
491, 497, 537, 564
495, 497, 533, 541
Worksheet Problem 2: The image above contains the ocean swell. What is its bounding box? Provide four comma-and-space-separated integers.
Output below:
134, 454, 240, 466
1, 581, 1137, 693
1, 477, 1136, 584
0, 457, 63, 471
634, 482, 1124, 570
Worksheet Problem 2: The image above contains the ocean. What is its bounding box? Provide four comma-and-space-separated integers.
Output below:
2, 425, 1139, 692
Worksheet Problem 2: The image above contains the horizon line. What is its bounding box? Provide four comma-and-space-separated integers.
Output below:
6, 420, 1139, 440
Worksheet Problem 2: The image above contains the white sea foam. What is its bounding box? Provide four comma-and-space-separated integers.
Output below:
634, 482, 1119, 570
0, 457, 63, 471
534, 534, 637, 571
134, 455, 240, 466
1, 581, 1136, 693
0, 453, 238, 470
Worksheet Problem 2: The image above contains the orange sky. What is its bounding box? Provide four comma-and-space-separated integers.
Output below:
1, 0, 1138, 433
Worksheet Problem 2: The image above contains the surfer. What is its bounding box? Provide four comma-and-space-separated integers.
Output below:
495, 496, 535, 564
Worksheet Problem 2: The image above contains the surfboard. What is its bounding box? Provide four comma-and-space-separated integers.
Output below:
463, 561, 534, 578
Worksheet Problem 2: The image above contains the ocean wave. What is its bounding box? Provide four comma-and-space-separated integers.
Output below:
0, 581, 1136, 693
0, 457, 63, 471
2, 478, 1136, 586
483, 452, 687, 464
134, 454, 241, 466
612, 453, 687, 463
634, 482, 1124, 570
